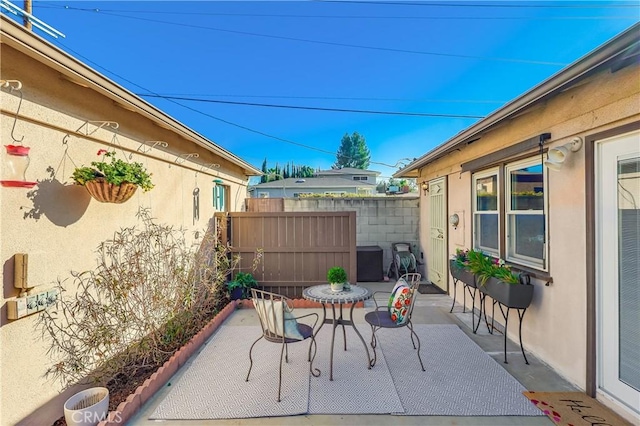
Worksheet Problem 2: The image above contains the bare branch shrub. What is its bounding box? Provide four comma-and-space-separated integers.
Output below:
36, 208, 258, 389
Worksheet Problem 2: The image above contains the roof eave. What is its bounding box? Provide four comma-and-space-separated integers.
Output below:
0, 15, 261, 176
395, 22, 640, 178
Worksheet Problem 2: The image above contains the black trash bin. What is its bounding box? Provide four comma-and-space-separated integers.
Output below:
356, 245, 383, 282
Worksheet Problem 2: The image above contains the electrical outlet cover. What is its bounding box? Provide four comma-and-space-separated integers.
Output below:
46, 289, 58, 307
36, 293, 47, 311
26, 295, 38, 315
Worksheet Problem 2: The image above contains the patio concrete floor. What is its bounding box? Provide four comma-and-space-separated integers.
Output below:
128, 282, 577, 425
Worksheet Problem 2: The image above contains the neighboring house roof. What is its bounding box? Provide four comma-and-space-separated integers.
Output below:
252, 177, 377, 190
395, 22, 640, 178
0, 15, 261, 176
317, 167, 381, 176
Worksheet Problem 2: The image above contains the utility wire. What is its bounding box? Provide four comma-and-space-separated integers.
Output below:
35, 4, 638, 20
137, 94, 486, 119
52, 41, 412, 168
315, 1, 640, 9
46, 8, 568, 66
137, 93, 506, 103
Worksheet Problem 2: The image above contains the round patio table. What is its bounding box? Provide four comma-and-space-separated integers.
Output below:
302, 284, 373, 381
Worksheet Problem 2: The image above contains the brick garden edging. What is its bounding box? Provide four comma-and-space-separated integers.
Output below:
98, 301, 238, 426
97, 297, 364, 425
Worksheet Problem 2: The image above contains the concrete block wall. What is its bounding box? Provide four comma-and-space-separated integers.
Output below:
283, 197, 421, 276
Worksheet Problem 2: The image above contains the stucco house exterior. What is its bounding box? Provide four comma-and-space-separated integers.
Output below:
396, 23, 639, 422
250, 167, 380, 198
1, 16, 260, 424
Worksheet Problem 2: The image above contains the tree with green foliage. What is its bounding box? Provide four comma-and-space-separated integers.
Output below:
333, 132, 371, 170
261, 160, 316, 180
260, 158, 268, 183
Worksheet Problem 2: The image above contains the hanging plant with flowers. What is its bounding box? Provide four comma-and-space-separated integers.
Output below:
72, 149, 154, 203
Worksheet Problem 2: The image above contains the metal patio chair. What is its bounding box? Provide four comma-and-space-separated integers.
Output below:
364, 272, 425, 371
246, 288, 320, 402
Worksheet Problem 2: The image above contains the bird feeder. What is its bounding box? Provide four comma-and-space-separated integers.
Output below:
1, 144, 37, 188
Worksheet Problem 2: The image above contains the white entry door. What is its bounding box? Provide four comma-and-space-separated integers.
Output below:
596, 130, 640, 416
428, 177, 447, 290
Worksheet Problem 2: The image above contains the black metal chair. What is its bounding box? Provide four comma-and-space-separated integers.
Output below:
246, 288, 320, 402
364, 273, 425, 371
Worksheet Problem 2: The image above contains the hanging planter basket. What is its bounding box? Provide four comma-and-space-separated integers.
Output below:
84, 178, 137, 204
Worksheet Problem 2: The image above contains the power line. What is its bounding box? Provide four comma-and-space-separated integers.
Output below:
135, 92, 507, 103
46, 7, 569, 66
137, 94, 486, 119
35, 4, 638, 20
52, 41, 410, 168
315, 1, 640, 9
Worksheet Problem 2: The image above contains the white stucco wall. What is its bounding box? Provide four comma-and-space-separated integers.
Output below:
0, 44, 251, 425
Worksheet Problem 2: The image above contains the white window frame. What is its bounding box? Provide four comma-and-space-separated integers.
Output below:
505, 157, 548, 270
472, 167, 500, 258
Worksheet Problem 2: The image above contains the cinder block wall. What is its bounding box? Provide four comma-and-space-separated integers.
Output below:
283, 197, 421, 276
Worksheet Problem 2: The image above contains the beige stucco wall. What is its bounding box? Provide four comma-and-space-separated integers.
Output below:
1, 45, 251, 425
417, 63, 640, 390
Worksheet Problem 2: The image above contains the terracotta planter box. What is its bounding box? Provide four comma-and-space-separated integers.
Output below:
481, 276, 533, 309
449, 259, 477, 288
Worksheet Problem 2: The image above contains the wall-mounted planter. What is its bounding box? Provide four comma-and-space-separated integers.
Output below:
449, 259, 477, 288
481, 276, 533, 309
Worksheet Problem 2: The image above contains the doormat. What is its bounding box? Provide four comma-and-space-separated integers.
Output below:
523, 391, 634, 426
418, 284, 447, 295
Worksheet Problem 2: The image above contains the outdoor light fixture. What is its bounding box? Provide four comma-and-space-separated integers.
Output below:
449, 213, 460, 229
421, 182, 429, 195
544, 137, 583, 171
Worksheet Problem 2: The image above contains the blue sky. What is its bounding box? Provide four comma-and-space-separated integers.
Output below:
12, 1, 639, 179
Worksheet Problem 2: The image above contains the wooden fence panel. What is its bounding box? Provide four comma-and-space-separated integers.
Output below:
217, 211, 357, 297
245, 198, 284, 212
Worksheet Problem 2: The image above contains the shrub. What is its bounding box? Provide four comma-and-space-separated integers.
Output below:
36, 208, 240, 388
327, 266, 348, 283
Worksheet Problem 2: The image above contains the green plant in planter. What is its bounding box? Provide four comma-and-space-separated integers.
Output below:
327, 266, 348, 291
453, 248, 469, 268
459, 248, 521, 285
465, 248, 495, 285
72, 149, 154, 191
491, 262, 520, 284
227, 272, 259, 299
327, 266, 347, 284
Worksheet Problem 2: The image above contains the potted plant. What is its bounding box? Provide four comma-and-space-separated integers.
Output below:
327, 266, 348, 292
63, 386, 109, 426
226, 272, 258, 300
465, 248, 496, 286
483, 262, 533, 309
399, 179, 410, 193
72, 149, 154, 203
462, 248, 533, 309
450, 248, 476, 287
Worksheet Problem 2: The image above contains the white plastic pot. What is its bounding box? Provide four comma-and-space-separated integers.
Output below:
63, 387, 109, 426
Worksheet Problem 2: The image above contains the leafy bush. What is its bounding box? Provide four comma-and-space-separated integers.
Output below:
36, 208, 241, 388
226, 272, 259, 299
327, 266, 347, 284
